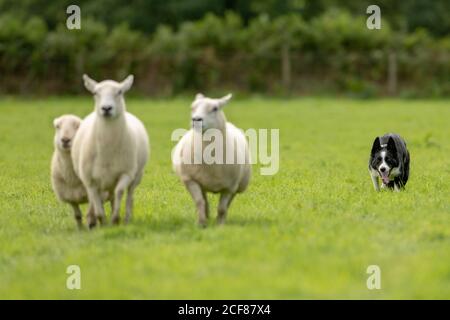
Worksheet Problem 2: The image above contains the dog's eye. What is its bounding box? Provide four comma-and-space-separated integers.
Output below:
388, 159, 398, 166
377, 156, 382, 161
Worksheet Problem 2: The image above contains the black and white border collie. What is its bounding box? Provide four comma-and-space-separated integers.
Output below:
369, 133, 410, 191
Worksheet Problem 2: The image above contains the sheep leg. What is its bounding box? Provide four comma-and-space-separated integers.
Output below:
184, 180, 208, 227
87, 187, 106, 227
111, 174, 132, 225
124, 183, 136, 224
202, 189, 209, 219
125, 173, 143, 224
70, 203, 83, 229
86, 202, 96, 229
217, 193, 235, 225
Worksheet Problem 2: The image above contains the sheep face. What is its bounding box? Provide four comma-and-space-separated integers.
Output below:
191, 93, 232, 132
53, 115, 81, 152
83, 74, 134, 119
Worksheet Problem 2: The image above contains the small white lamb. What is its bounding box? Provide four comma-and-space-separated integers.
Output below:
71, 75, 150, 228
172, 93, 251, 227
51, 115, 87, 229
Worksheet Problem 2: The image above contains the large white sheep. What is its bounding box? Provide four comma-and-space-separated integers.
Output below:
72, 74, 149, 228
172, 93, 251, 227
51, 115, 87, 229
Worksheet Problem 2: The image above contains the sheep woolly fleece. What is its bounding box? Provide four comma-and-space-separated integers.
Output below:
71, 75, 149, 227
172, 93, 251, 226
51, 114, 87, 228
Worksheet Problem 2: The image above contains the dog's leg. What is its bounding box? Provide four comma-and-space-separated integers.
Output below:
394, 183, 400, 192
369, 169, 380, 191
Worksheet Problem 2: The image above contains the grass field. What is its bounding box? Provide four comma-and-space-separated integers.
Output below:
0, 97, 449, 299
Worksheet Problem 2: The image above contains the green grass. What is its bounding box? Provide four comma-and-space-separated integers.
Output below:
0, 97, 449, 299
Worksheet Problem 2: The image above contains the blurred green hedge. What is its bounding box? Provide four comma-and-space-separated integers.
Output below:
0, 10, 448, 97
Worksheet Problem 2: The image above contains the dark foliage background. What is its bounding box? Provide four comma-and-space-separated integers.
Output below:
0, 0, 448, 96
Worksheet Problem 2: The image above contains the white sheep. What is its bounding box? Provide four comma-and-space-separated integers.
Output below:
71, 74, 150, 228
51, 115, 88, 229
172, 93, 251, 226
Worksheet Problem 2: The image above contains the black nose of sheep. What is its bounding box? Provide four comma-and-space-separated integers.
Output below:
101, 105, 113, 116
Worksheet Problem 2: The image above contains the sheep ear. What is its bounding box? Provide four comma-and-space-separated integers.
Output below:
121, 75, 134, 93
217, 93, 233, 108
53, 117, 60, 129
83, 74, 98, 93
195, 93, 205, 100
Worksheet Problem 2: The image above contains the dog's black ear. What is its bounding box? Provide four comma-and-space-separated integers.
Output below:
387, 136, 397, 153
371, 137, 381, 155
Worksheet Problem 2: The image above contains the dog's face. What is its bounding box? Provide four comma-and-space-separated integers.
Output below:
370, 137, 400, 185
